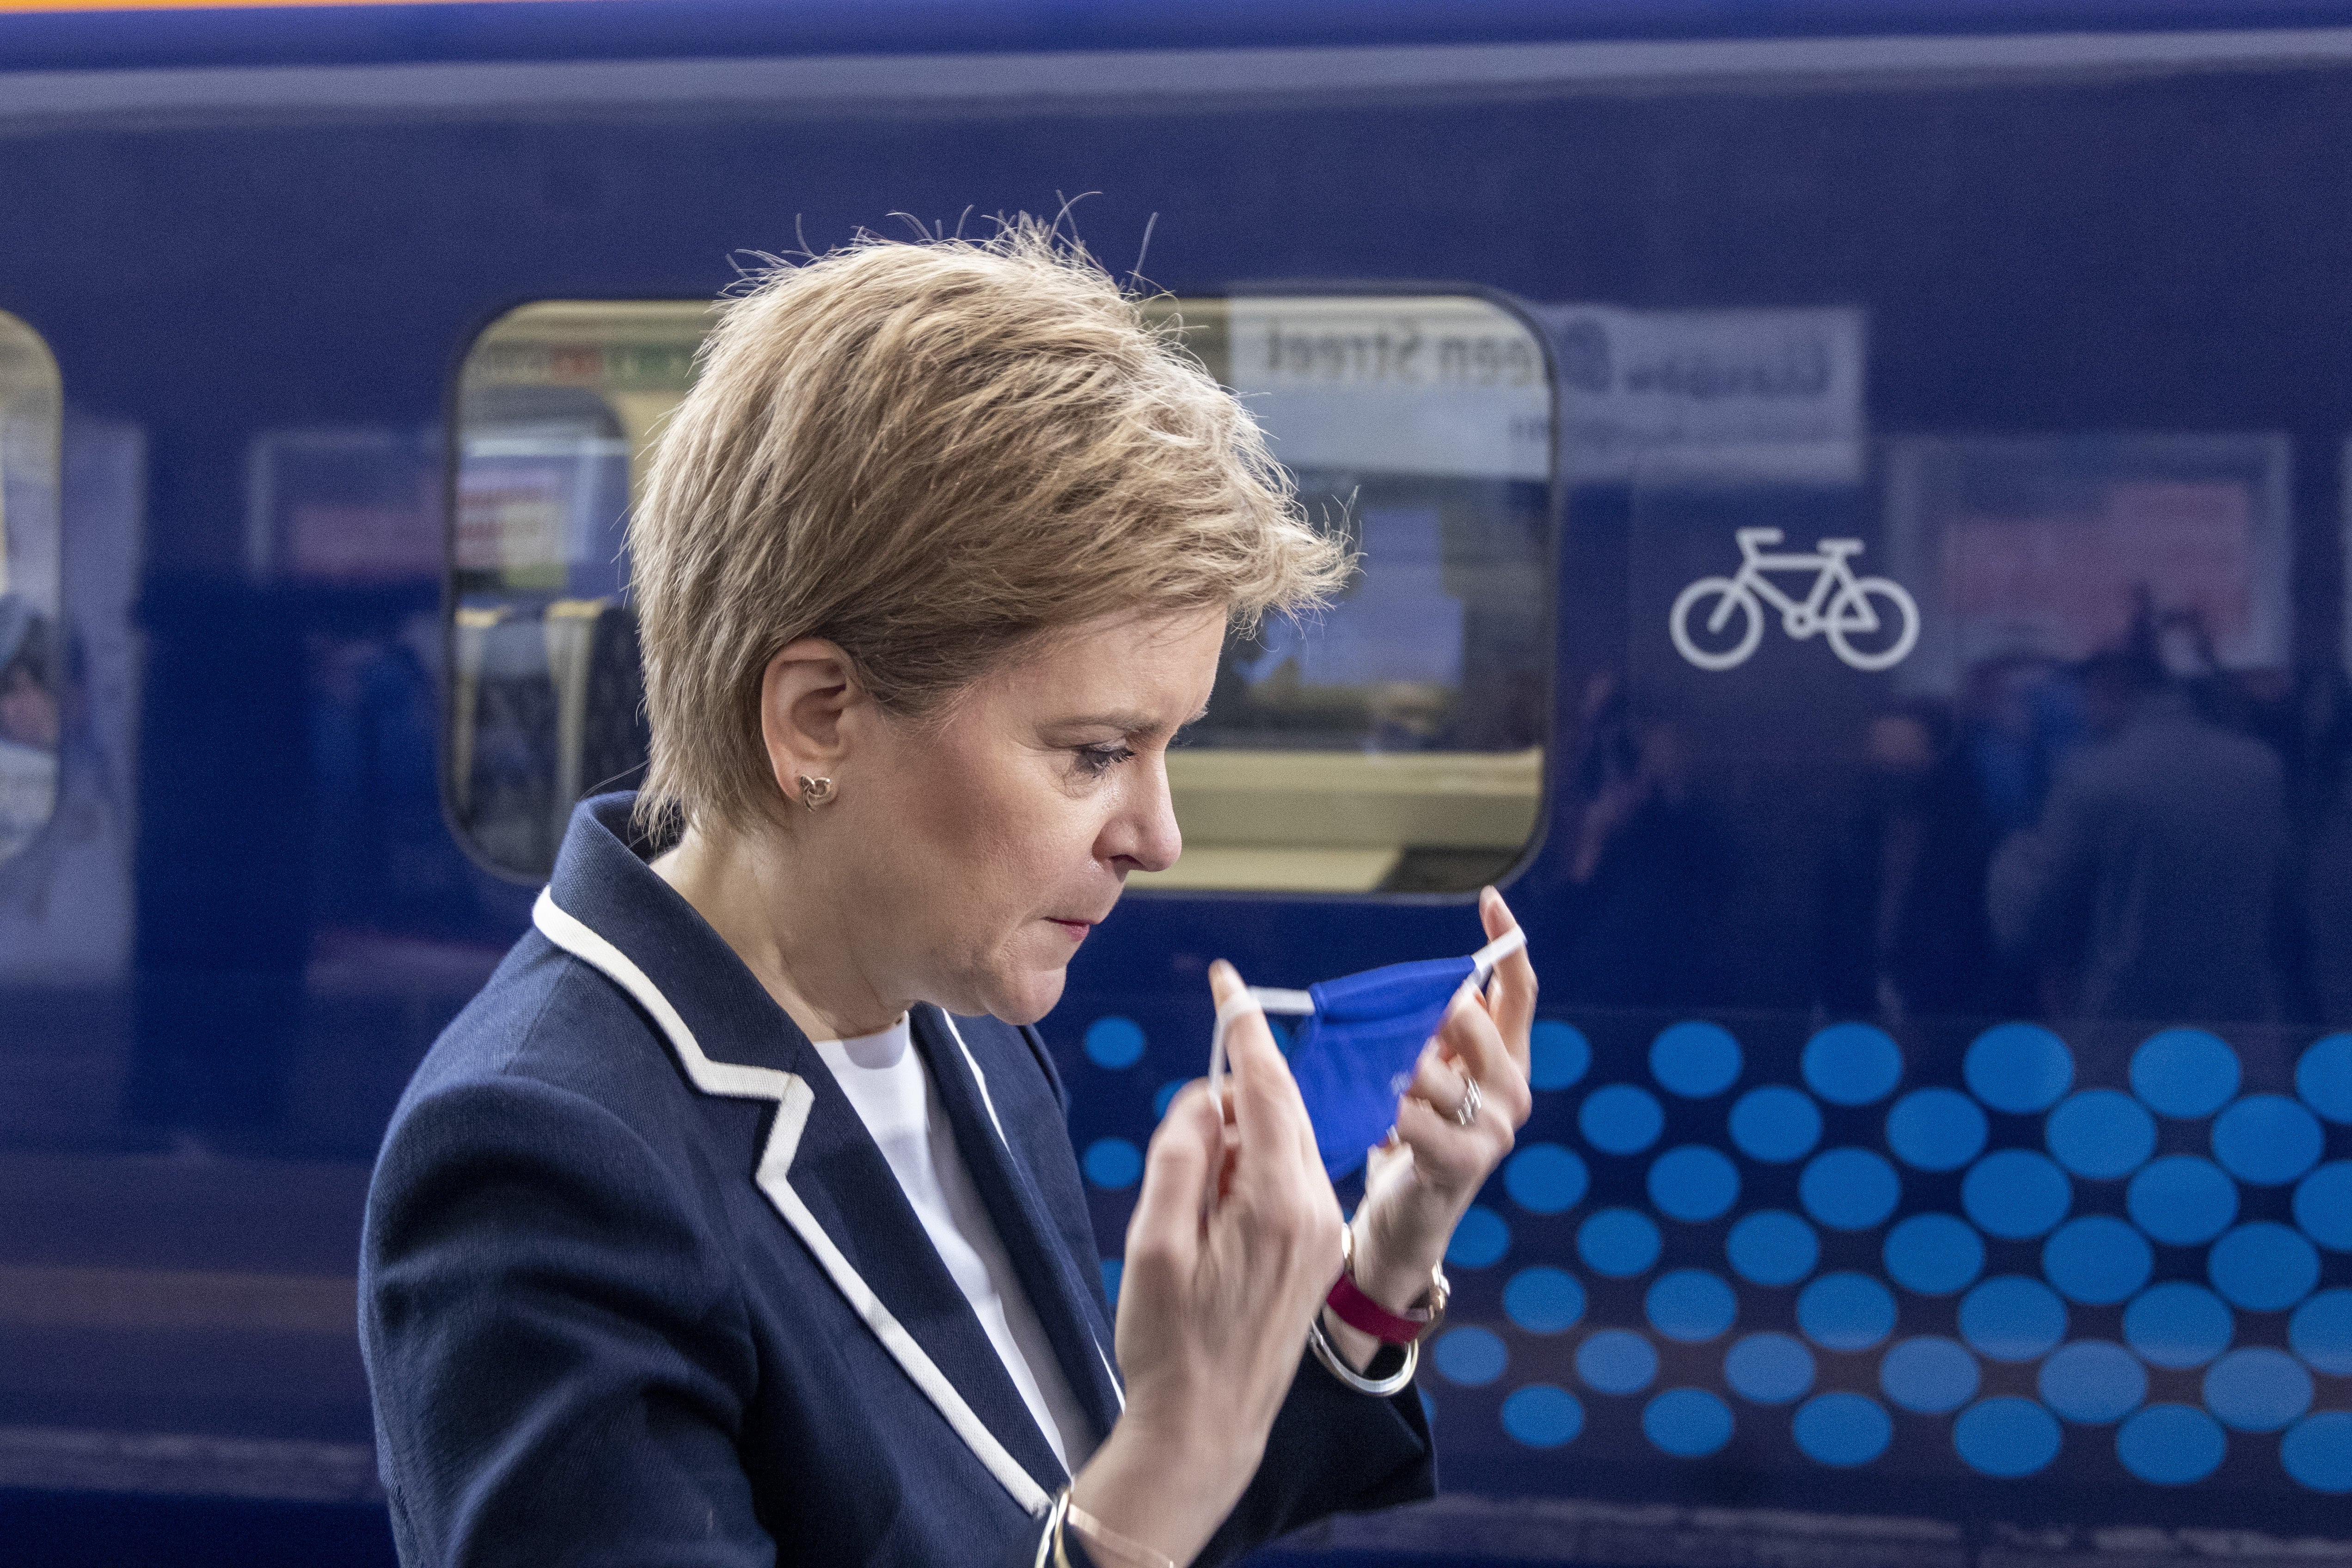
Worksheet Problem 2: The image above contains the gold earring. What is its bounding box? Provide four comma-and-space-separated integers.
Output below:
796, 775, 836, 811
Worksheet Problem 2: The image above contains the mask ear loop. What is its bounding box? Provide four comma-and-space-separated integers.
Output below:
1207, 986, 1315, 1115
1470, 925, 1527, 986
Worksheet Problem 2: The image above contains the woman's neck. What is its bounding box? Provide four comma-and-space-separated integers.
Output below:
650, 821, 910, 1041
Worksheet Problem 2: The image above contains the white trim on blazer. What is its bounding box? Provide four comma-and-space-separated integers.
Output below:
531, 887, 1056, 1518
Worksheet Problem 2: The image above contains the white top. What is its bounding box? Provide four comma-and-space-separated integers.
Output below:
811, 1016, 1097, 1473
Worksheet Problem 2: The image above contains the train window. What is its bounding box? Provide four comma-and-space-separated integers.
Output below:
0, 312, 61, 867
447, 303, 691, 876
447, 293, 1553, 891
1134, 295, 1551, 893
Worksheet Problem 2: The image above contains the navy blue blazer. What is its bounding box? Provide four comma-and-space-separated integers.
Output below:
361, 795, 1433, 1566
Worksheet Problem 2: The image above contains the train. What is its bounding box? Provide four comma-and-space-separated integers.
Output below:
6, 0, 2352, 1561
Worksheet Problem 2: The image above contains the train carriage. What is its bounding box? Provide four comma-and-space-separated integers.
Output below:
6, 1, 2352, 1561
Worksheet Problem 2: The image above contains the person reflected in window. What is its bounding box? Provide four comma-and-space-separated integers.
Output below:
1556, 672, 1730, 1008
2289, 668, 2352, 1027
0, 594, 59, 864
1988, 649, 2287, 1023
1816, 699, 2015, 1026
363, 227, 1539, 1568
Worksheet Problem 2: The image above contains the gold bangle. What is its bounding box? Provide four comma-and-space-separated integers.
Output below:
1067, 1500, 1178, 1568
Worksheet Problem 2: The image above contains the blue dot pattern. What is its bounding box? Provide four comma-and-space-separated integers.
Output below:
1435, 1326, 1509, 1386
1961, 1149, 2071, 1239
2039, 1341, 2146, 1424
2298, 1034, 2352, 1123
1082, 1016, 1147, 1071
2204, 1348, 2313, 1432
1447, 1205, 1513, 1269
1642, 1389, 1733, 1457
1501, 1385, 1583, 1446
2128, 1157, 2239, 1245
2295, 1163, 2352, 1250
2042, 1216, 2153, 1305
1802, 1023, 1904, 1106
1072, 1010, 2352, 1491
2284, 1411, 2352, 1492
2046, 1090, 2156, 1179
2211, 1094, 2323, 1185
1798, 1273, 1897, 1353
1651, 1021, 1743, 1099
1794, 1392, 1892, 1467
1955, 1396, 2062, 1477
1503, 1143, 1588, 1215
1882, 1337, 1980, 1414
2118, 1404, 2226, 1485
1529, 1021, 1592, 1091
1646, 1269, 1739, 1343
1579, 1208, 1663, 1278
1960, 1276, 2068, 1362
1801, 1148, 1901, 1231
2292, 1290, 2352, 1375
1503, 1267, 1586, 1335
1883, 1213, 1985, 1297
1648, 1145, 1740, 1222
1729, 1086, 1822, 1163
1965, 1024, 2076, 1114
1724, 1333, 1816, 1405
1886, 1089, 1988, 1172
2208, 1223, 2318, 1311
1580, 1084, 1666, 1155
1727, 1211, 1820, 1288
1578, 1329, 1659, 1395
2124, 1284, 2235, 1369
1081, 1138, 1142, 1190
2132, 1029, 2241, 1118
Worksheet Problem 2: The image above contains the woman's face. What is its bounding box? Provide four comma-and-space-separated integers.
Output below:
845, 606, 1223, 1026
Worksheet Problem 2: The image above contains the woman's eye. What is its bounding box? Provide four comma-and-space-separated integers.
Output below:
1074, 744, 1136, 778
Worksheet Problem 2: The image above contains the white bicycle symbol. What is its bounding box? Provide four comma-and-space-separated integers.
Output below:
1669, 528, 1920, 673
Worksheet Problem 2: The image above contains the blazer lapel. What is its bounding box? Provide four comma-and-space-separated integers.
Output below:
533, 796, 1072, 1508
778, 1055, 1075, 1493
911, 1008, 1126, 1441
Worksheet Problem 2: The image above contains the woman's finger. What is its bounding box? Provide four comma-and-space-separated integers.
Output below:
1480, 886, 1538, 1076
1207, 960, 1320, 1185
1434, 988, 1523, 1125
1129, 1080, 1218, 1268
1392, 1090, 1503, 1188
1404, 1048, 1473, 1124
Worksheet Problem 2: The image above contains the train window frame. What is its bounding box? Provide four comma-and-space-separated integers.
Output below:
440, 288, 1558, 896
0, 310, 64, 869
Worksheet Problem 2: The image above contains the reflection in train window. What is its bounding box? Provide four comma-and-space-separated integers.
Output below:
447, 303, 693, 876
1549, 293, 2347, 1041
1135, 295, 1552, 893
0, 312, 61, 867
447, 294, 1552, 891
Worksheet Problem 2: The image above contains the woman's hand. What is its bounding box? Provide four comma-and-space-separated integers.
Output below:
1332, 887, 1536, 1367
1070, 960, 1342, 1567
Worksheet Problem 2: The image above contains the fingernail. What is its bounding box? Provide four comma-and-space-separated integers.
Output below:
1208, 958, 1236, 984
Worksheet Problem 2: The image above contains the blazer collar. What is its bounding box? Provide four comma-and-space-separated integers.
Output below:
908, 1007, 1126, 1438
538, 794, 1085, 1508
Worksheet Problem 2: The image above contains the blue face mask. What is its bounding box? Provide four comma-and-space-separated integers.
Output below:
1209, 927, 1527, 1177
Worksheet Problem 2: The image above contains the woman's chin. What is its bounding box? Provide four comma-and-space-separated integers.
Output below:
978, 964, 1069, 1028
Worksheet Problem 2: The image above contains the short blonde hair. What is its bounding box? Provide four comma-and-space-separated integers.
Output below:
629, 221, 1346, 836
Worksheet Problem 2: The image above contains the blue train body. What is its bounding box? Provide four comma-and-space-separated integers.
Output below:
6, 2, 2352, 1562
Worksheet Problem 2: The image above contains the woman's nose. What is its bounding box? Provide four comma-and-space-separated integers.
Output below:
1104, 761, 1183, 874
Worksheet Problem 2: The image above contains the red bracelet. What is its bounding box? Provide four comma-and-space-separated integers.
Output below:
1324, 1226, 1449, 1345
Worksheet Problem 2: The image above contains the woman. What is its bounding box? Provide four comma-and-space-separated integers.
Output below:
362, 225, 1536, 1567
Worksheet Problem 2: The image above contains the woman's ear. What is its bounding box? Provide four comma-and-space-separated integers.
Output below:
759, 639, 862, 801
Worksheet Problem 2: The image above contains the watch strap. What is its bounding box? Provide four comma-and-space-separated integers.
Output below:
1326, 1267, 1436, 1345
